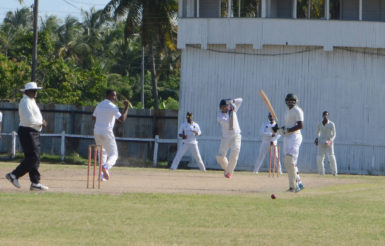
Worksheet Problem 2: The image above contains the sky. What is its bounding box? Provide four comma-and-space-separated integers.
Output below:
0, 0, 111, 22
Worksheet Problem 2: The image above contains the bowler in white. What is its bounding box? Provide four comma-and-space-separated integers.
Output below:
93, 90, 129, 181
170, 112, 206, 171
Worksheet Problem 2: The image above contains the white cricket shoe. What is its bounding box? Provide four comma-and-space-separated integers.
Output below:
102, 165, 110, 180
30, 183, 49, 191
6, 173, 21, 188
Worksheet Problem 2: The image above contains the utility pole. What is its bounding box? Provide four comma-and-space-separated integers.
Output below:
31, 0, 38, 81
141, 46, 145, 108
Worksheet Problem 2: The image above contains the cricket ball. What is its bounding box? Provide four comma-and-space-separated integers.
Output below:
271, 194, 276, 199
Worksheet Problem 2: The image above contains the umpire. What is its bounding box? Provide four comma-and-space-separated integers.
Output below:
5, 82, 48, 191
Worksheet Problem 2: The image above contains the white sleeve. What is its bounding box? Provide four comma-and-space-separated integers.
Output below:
259, 123, 272, 137
178, 124, 184, 135
217, 113, 227, 124
233, 98, 243, 112
93, 105, 98, 117
316, 124, 321, 138
195, 123, 202, 136
296, 107, 304, 122
0, 112, 2, 122
114, 106, 122, 119
330, 122, 336, 141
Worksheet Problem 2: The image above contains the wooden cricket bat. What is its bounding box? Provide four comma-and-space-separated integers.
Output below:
258, 89, 279, 125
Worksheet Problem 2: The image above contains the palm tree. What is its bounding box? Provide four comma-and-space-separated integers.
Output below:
102, 0, 178, 110
0, 7, 33, 58
3, 8, 33, 31
81, 8, 105, 58
57, 16, 88, 63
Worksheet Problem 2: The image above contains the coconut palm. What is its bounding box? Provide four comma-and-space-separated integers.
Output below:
57, 16, 89, 63
102, 0, 178, 109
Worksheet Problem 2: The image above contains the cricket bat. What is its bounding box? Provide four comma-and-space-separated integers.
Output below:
258, 89, 279, 126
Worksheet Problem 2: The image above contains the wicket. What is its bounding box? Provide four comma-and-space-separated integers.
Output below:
268, 145, 280, 177
87, 144, 103, 189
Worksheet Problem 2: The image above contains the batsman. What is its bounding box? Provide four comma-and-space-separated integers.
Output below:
272, 93, 305, 192
216, 98, 243, 178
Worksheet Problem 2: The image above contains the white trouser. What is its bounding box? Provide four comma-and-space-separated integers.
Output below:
216, 134, 242, 175
283, 133, 303, 189
170, 142, 206, 171
317, 144, 337, 175
283, 133, 302, 163
254, 141, 282, 173
94, 131, 118, 170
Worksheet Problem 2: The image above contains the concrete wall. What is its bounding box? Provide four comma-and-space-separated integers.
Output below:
0, 103, 178, 166
178, 45, 385, 175
178, 18, 385, 51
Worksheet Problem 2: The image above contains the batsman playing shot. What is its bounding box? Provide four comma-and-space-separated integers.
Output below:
93, 90, 129, 181
315, 111, 337, 176
216, 98, 243, 178
253, 113, 282, 174
272, 93, 304, 192
170, 112, 206, 171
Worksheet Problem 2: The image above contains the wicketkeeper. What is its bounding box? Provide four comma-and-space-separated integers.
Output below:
253, 113, 282, 174
216, 98, 243, 178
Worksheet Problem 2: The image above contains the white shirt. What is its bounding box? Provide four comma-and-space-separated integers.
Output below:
178, 121, 201, 144
93, 99, 122, 134
0, 111, 2, 122
317, 120, 336, 145
284, 105, 304, 135
19, 95, 43, 131
217, 98, 242, 138
259, 120, 281, 145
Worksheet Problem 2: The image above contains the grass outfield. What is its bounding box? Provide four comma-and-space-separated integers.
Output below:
0, 163, 384, 245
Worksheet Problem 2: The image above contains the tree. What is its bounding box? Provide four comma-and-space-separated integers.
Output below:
102, 0, 178, 110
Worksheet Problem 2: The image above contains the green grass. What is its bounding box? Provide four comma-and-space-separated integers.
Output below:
0, 169, 385, 245
0, 152, 88, 165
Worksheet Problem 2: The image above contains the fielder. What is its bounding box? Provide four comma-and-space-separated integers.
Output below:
253, 113, 282, 174
315, 111, 337, 176
273, 93, 304, 192
170, 112, 206, 171
216, 98, 243, 178
93, 90, 129, 181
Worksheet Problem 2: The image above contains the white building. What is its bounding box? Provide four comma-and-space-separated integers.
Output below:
177, 0, 385, 175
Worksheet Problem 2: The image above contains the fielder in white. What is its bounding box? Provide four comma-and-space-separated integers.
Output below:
315, 111, 337, 176
253, 113, 282, 174
93, 90, 129, 181
170, 112, 206, 171
273, 93, 304, 192
216, 98, 242, 178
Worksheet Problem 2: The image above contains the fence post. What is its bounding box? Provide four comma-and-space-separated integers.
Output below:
153, 135, 159, 167
11, 131, 16, 159
61, 130, 65, 161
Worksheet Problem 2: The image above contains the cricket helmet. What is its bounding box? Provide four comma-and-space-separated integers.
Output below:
285, 93, 298, 102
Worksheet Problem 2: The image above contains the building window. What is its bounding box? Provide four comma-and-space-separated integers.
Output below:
220, 0, 261, 17
330, 0, 340, 19
297, 0, 325, 19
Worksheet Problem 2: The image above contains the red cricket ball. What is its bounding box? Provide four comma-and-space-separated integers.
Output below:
271, 194, 276, 199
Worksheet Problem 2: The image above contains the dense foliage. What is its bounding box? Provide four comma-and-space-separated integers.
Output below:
0, 5, 180, 109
